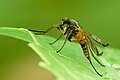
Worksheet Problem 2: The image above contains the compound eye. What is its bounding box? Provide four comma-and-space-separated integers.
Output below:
71, 20, 78, 24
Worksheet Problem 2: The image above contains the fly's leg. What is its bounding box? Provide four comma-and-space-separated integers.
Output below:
28, 25, 58, 35
28, 21, 66, 47
49, 34, 63, 45
56, 30, 73, 53
91, 44, 104, 56
49, 23, 65, 45
87, 36, 105, 65
56, 37, 68, 53
89, 47, 105, 67
89, 58, 103, 77
80, 41, 103, 77
28, 29, 46, 35
87, 36, 104, 56
91, 35, 109, 47
28, 22, 64, 35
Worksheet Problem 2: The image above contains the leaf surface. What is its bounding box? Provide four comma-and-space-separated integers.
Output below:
0, 27, 120, 80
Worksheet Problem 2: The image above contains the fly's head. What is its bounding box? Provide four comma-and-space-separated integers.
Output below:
62, 17, 80, 29
62, 17, 78, 25
62, 17, 81, 36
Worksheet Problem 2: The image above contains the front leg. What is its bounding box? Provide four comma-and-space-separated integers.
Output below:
49, 34, 63, 45
28, 22, 64, 35
56, 29, 73, 53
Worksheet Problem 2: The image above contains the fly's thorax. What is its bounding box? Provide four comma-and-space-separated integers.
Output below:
75, 30, 86, 41
63, 26, 72, 35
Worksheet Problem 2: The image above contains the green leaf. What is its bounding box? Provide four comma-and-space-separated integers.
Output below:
0, 27, 34, 42
0, 27, 120, 80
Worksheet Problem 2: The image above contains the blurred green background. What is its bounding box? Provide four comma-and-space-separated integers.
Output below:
0, 0, 120, 80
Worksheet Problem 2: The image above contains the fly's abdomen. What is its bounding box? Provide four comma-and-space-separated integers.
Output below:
80, 41, 90, 59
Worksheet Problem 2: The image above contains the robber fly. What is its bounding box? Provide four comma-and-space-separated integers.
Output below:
28, 17, 109, 77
